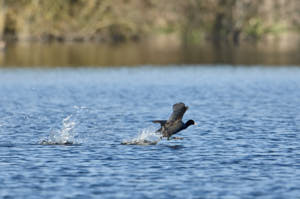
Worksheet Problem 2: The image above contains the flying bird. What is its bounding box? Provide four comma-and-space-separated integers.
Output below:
153, 102, 196, 140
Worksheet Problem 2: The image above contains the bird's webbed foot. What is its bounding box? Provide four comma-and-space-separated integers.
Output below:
172, 137, 184, 140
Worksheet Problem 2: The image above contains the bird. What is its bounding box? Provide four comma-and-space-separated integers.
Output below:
152, 102, 196, 140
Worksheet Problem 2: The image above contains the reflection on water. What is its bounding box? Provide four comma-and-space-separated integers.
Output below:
0, 41, 300, 67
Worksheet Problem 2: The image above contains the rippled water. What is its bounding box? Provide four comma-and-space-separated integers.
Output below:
0, 66, 300, 199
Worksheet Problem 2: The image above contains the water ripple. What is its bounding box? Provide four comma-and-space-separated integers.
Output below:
0, 67, 300, 199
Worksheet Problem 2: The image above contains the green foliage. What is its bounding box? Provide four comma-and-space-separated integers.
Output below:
0, 0, 299, 43
245, 18, 268, 39
244, 18, 288, 40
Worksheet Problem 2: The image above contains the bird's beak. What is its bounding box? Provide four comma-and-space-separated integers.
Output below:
194, 122, 198, 125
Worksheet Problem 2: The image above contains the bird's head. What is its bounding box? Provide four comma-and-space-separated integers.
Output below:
186, 120, 197, 127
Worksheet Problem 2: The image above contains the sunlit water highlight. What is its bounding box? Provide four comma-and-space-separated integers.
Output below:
0, 66, 300, 199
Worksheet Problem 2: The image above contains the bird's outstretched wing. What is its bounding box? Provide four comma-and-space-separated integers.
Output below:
168, 102, 188, 122
152, 120, 167, 127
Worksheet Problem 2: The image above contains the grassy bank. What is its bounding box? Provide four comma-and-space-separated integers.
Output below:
0, 0, 299, 44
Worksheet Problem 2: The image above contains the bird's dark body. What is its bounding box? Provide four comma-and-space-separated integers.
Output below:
153, 102, 195, 140
161, 120, 185, 138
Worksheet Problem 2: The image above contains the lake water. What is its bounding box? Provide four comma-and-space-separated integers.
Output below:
0, 66, 300, 199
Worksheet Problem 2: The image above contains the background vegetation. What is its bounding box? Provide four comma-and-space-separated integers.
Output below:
0, 0, 300, 44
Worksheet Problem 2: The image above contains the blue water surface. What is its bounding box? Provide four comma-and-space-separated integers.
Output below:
0, 66, 300, 199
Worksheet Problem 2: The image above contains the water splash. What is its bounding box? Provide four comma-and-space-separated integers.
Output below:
121, 127, 161, 145
40, 115, 78, 145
